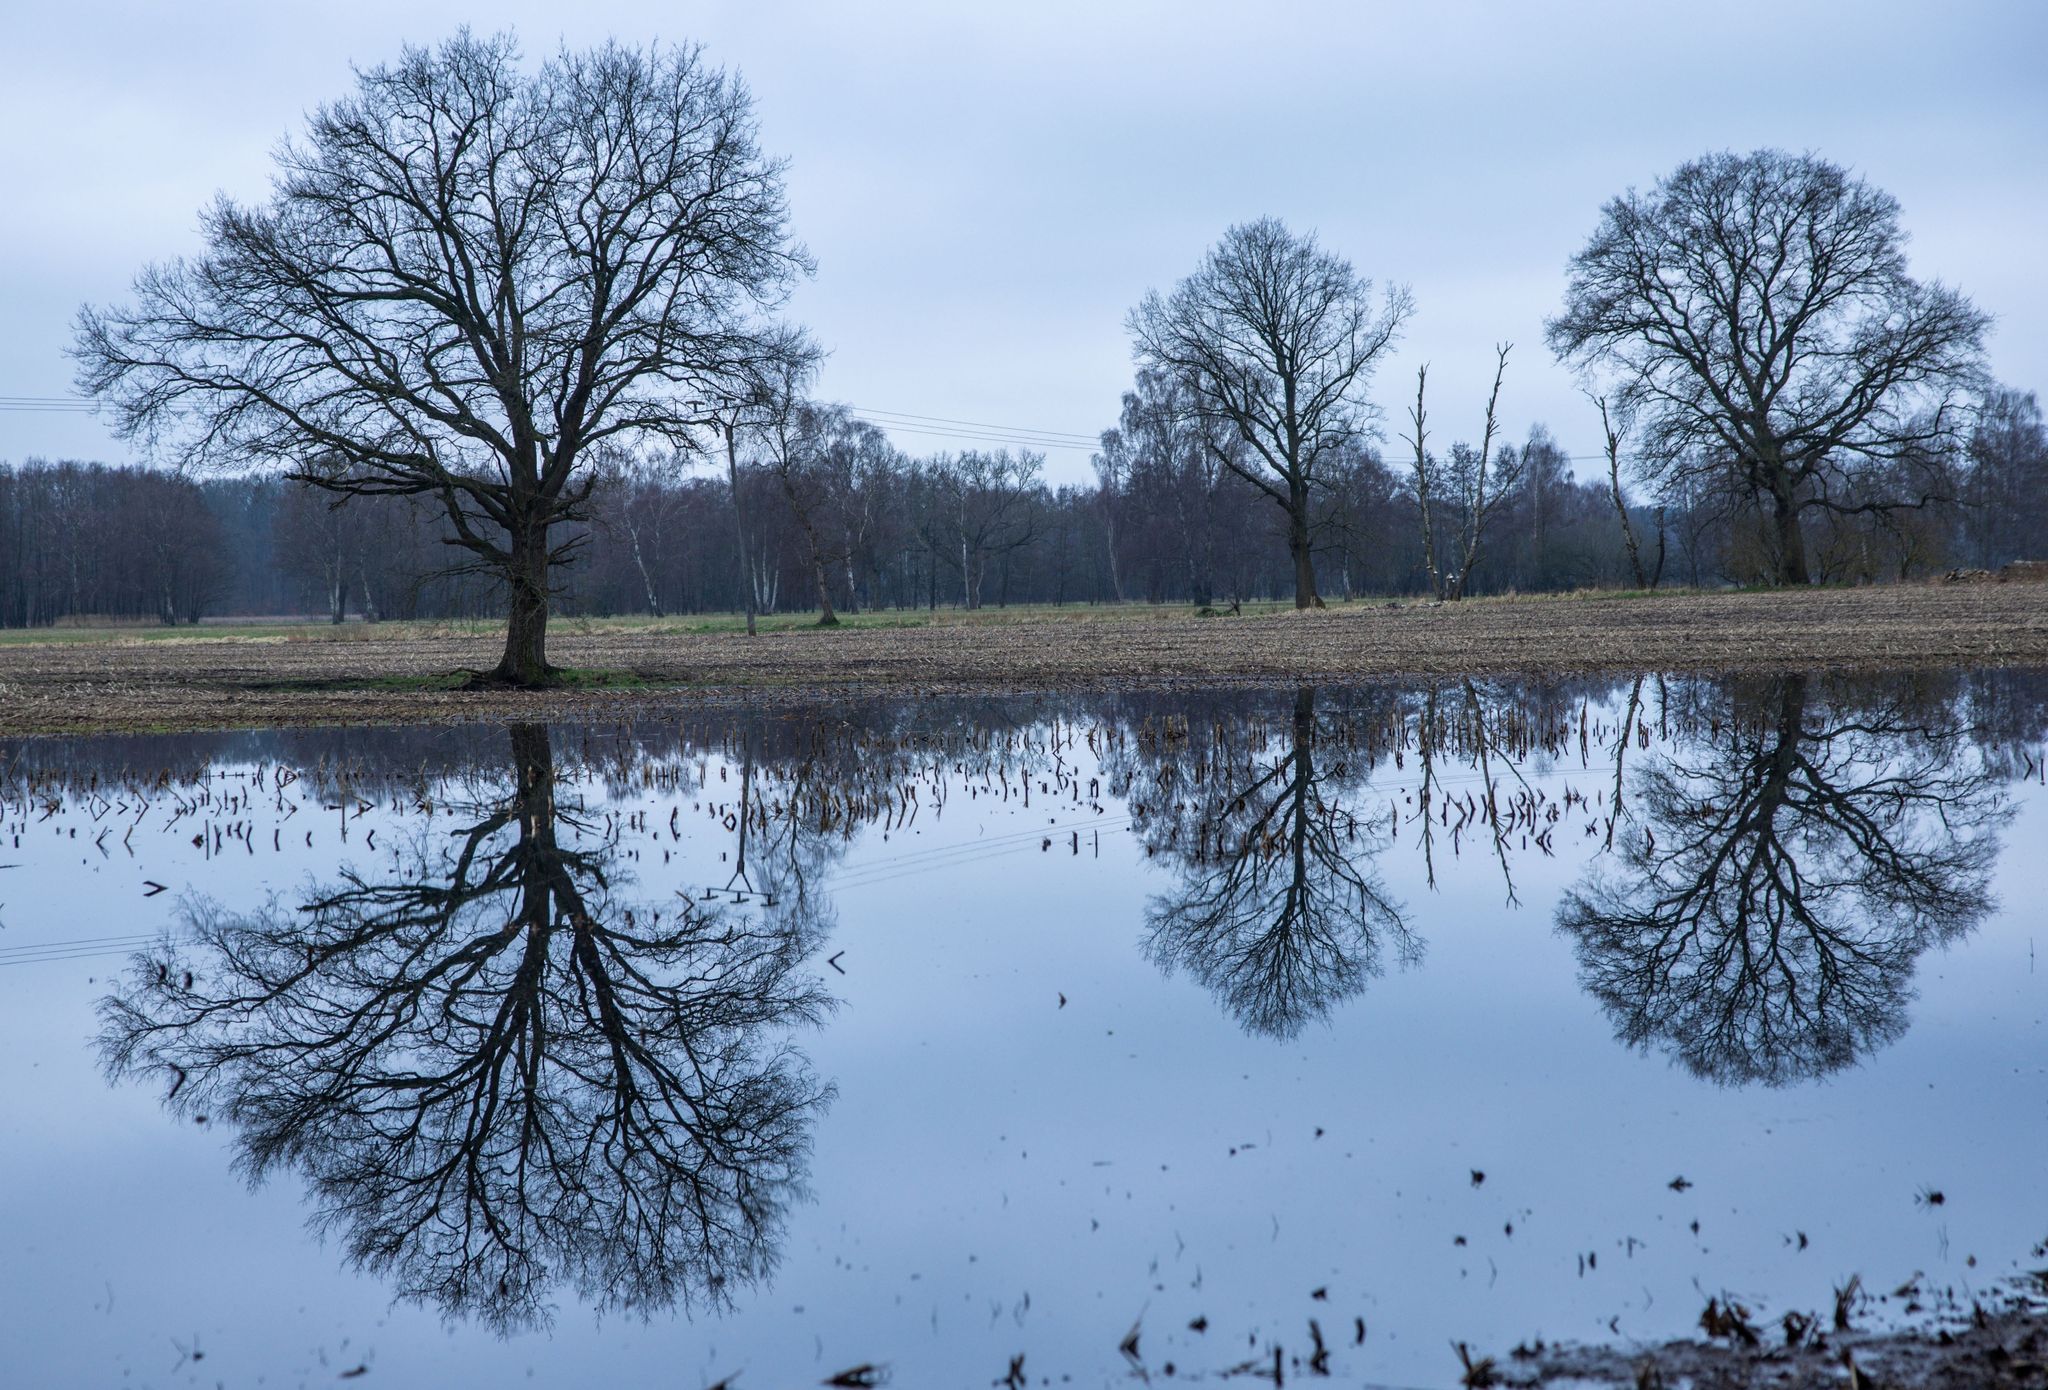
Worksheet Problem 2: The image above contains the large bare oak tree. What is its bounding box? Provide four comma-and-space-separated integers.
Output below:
1547, 149, 1988, 585
76, 32, 810, 684
1128, 218, 1411, 608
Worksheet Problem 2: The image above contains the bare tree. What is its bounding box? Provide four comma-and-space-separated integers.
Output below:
1963, 387, 2048, 568
819, 420, 895, 616
758, 396, 885, 628
1590, 393, 1663, 589
1401, 345, 1518, 600
934, 450, 1043, 609
1128, 218, 1412, 608
1547, 149, 1988, 586
1402, 366, 1444, 599
1089, 427, 1132, 604
76, 32, 811, 684
594, 450, 683, 618
1095, 368, 1232, 607
1442, 345, 1517, 599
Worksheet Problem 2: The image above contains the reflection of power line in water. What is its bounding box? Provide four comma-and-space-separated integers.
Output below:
680, 810, 1134, 903
829, 811, 1130, 893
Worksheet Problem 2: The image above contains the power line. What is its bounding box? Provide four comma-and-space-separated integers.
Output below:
0, 390, 1105, 455
0, 389, 1625, 462
848, 417, 1096, 454
0, 396, 97, 412
850, 406, 1098, 444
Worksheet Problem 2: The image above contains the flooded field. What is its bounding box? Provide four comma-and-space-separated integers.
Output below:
2, 670, 2043, 1388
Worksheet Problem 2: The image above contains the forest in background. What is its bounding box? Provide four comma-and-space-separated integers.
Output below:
2, 381, 2042, 627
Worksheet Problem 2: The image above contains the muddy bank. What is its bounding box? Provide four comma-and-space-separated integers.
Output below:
2, 585, 2044, 735
1500, 1295, 2048, 1388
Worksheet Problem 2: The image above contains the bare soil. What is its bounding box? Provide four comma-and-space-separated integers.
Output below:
1500, 1298, 2048, 1388
2, 585, 2044, 735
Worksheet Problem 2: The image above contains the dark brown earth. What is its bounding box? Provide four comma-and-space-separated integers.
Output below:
2, 584, 2044, 735
1498, 1297, 2048, 1388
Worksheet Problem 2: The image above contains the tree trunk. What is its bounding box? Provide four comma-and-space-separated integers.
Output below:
725, 423, 757, 636
624, 514, 664, 617
811, 554, 838, 626
1610, 458, 1648, 588
1772, 488, 1811, 586
1287, 496, 1321, 609
1103, 501, 1125, 604
777, 475, 839, 627
492, 525, 552, 686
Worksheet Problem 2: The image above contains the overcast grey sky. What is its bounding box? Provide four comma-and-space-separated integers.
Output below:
4, 1, 2043, 483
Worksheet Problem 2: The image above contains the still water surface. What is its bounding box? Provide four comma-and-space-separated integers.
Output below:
1, 671, 2043, 1388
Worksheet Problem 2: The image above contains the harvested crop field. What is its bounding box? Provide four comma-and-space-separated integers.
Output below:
2, 583, 2044, 735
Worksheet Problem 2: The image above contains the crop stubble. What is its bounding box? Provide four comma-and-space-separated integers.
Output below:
1, 584, 2043, 735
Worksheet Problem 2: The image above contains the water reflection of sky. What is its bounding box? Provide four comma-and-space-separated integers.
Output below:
1, 671, 2043, 1388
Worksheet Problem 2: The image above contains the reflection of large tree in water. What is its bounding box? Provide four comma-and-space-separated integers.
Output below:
1558, 674, 2007, 1085
1134, 687, 1415, 1039
99, 723, 833, 1331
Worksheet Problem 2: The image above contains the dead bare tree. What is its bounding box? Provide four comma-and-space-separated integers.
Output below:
76, 33, 811, 683
1443, 345, 1516, 599
1128, 218, 1412, 608
1591, 393, 1663, 589
1402, 366, 1443, 599
1401, 345, 1517, 600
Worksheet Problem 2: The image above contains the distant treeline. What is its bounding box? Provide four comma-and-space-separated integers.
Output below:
2, 384, 2043, 626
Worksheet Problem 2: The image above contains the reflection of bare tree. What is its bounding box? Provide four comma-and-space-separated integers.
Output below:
1558, 675, 2007, 1085
710, 728, 843, 948
1136, 687, 1415, 1039
100, 723, 832, 1331
1409, 678, 1545, 903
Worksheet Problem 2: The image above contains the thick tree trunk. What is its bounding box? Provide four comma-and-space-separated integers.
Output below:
1287, 497, 1321, 609
492, 526, 553, 686
508, 721, 555, 823
1772, 489, 1811, 586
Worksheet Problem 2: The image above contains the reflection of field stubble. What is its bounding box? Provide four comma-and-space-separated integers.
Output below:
3, 584, 2044, 735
